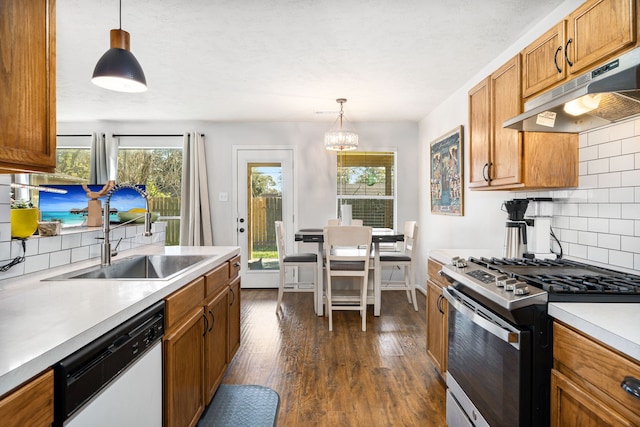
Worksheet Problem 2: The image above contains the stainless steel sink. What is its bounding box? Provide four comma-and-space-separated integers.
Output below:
44, 255, 212, 281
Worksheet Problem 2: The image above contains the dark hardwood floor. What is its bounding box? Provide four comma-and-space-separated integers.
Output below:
221, 289, 446, 426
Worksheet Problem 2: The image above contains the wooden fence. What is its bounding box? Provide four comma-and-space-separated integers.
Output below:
250, 195, 281, 251
150, 195, 285, 249
151, 197, 181, 246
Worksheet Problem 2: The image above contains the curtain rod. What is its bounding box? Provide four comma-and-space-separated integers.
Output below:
56, 133, 204, 137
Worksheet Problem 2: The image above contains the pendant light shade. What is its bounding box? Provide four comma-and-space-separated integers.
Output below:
324, 98, 358, 151
92, 2, 147, 93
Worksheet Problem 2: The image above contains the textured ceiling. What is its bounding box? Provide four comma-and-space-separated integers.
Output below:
56, 0, 565, 122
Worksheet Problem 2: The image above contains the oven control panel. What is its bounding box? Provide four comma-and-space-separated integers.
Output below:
441, 259, 547, 310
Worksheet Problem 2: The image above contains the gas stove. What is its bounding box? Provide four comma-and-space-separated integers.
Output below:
441, 256, 640, 313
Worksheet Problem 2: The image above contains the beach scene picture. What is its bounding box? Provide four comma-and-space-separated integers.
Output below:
40, 185, 147, 228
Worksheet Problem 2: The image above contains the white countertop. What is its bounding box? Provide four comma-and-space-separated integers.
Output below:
0, 245, 239, 396
549, 302, 640, 362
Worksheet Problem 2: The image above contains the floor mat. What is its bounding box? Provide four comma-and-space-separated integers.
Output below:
198, 384, 280, 427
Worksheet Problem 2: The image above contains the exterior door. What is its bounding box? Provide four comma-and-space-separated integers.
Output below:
234, 147, 294, 288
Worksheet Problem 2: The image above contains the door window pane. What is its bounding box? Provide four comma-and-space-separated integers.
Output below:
247, 163, 282, 271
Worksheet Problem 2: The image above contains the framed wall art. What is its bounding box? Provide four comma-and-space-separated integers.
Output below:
430, 125, 463, 216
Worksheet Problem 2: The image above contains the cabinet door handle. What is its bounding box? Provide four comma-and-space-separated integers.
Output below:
437, 294, 445, 314
553, 45, 562, 73
229, 288, 235, 306
208, 309, 214, 332
621, 376, 640, 399
482, 163, 493, 182
202, 312, 209, 336
564, 38, 573, 67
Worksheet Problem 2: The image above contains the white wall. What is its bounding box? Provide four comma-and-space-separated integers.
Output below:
419, 0, 640, 279
58, 120, 420, 250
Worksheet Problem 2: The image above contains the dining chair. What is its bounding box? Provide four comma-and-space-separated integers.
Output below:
378, 221, 419, 311
323, 225, 373, 331
275, 221, 318, 313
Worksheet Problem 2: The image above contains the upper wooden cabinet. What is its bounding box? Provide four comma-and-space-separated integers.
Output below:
470, 56, 522, 188
469, 55, 578, 190
522, 22, 567, 98
0, 0, 56, 173
522, 0, 636, 99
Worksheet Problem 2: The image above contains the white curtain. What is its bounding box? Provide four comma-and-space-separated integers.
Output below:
89, 133, 118, 184
180, 132, 213, 246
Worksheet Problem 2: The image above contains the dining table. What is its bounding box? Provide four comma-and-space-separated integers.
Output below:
294, 227, 404, 317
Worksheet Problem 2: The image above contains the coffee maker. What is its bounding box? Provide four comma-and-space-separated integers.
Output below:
502, 199, 530, 258
525, 197, 554, 258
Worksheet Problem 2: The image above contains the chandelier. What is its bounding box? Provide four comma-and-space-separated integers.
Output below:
324, 98, 358, 151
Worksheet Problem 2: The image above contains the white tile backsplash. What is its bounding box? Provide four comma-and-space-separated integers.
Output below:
621, 170, 640, 186
0, 181, 166, 281
598, 204, 621, 219
610, 187, 634, 203
520, 118, 640, 271
598, 141, 622, 158
598, 172, 621, 188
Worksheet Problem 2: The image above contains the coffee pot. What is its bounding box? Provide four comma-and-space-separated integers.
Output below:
502, 199, 530, 258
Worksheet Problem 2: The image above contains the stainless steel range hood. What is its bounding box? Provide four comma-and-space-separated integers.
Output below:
504, 47, 640, 133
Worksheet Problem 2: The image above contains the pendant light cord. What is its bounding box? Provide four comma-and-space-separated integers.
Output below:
119, 0, 122, 29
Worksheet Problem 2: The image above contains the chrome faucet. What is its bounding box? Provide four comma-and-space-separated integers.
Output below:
101, 183, 153, 266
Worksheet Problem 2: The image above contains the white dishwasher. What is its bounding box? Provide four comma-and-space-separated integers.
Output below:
53, 301, 164, 427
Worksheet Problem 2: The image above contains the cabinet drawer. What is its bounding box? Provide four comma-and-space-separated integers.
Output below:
554, 322, 640, 421
205, 263, 229, 297
165, 277, 205, 330
229, 255, 241, 279
427, 258, 447, 288
0, 369, 53, 427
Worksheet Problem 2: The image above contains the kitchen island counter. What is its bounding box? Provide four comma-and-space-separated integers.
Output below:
0, 245, 239, 397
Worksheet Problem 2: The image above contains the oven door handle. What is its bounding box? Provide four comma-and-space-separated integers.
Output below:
443, 287, 520, 347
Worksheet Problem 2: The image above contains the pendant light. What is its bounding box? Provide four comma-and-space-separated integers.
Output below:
92, 0, 147, 93
324, 98, 358, 151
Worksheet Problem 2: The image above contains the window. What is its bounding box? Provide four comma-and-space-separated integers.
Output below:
12, 135, 183, 245
336, 151, 395, 228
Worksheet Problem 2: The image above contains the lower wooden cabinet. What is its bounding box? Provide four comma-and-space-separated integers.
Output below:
551, 322, 640, 426
228, 276, 241, 361
164, 276, 206, 427
164, 255, 241, 427
426, 258, 448, 378
204, 288, 229, 403
164, 306, 206, 427
0, 369, 53, 427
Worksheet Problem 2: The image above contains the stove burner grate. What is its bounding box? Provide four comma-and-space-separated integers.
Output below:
467, 256, 640, 296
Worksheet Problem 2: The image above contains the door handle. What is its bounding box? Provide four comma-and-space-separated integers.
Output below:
564, 38, 573, 67
553, 45, 562, 73
202, 312, 209, 336
621, 376, 640, 399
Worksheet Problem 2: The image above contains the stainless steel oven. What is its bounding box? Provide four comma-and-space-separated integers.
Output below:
441, 256, 640, 427
444, 287, 532, 427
